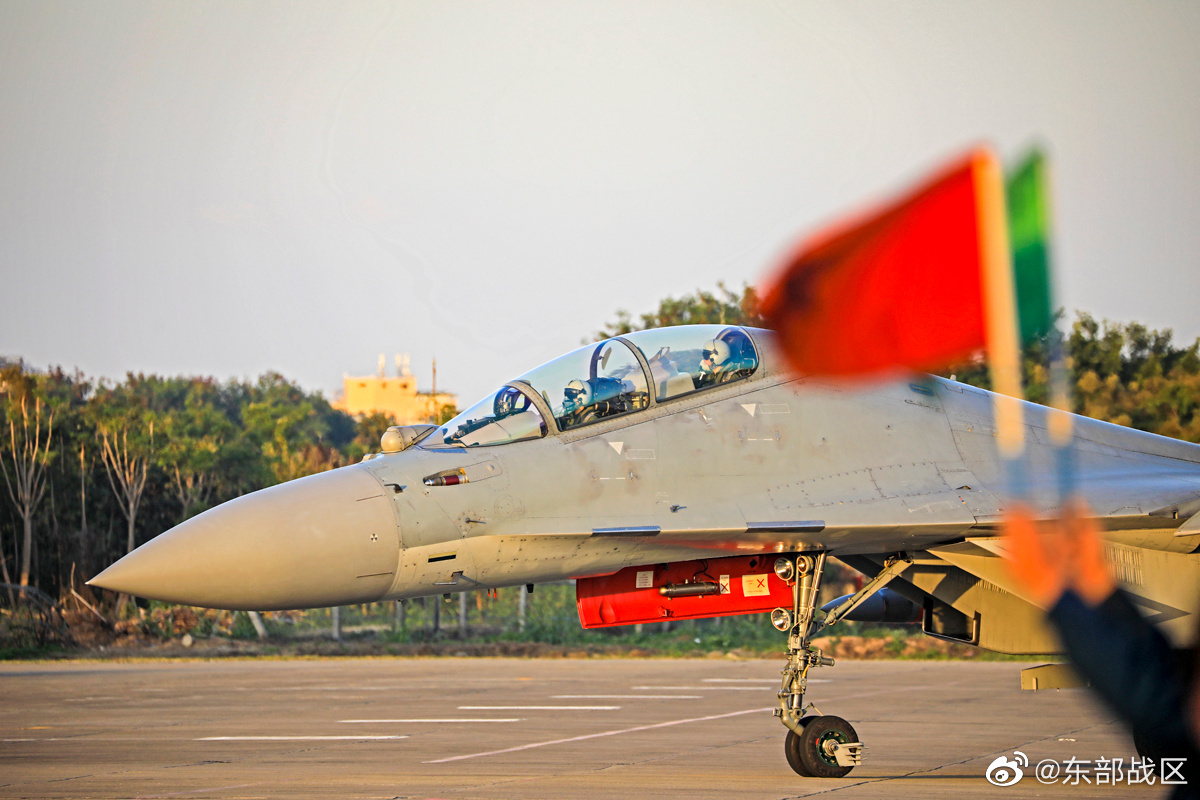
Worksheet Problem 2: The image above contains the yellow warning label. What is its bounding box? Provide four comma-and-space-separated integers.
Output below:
741, 573, 770, 597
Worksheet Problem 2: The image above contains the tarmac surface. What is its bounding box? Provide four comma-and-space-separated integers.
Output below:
0, 657, 1168, 799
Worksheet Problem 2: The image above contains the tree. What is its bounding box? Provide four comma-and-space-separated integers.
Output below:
346, 411, 397, 462
0, 361, 56, 591
155, 379, 238, 521
1067, 314, 1200, 441
241, 373, 345, 483
593, 281, 764, 340
35, 366, 96, 595
436, 404, 458, 425
90, 378, 158, 554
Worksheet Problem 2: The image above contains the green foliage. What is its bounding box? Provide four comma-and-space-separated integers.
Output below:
1068, 314, 1200, 440
240, 372, 349, 484
593, 281, 764, 341
345, 411, 398, 463
155, 380, 237, 520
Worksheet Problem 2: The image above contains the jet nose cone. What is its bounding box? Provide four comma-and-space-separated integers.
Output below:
88, 466, 400, 610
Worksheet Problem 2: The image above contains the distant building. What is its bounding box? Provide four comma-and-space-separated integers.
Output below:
332, 354, 457, 426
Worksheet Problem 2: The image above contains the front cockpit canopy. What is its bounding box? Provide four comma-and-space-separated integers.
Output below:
518, 339, 650, 431
621, 325, 757, 402
430, 385, 547, 448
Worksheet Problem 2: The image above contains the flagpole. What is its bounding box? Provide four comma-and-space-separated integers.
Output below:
1040, 152, 1075, 501
974, 148, 1028, 500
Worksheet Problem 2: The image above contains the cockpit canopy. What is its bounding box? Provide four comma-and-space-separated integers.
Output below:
622, 325, 758, 402
424, 325, 759, 448
429, 385, 548, 448
519, 338, 650, 431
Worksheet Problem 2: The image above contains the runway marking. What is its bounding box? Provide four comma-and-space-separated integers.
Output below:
459, 705, 619, 711
427, 681, 951, 765
198, 735, 406, 741
553, 695, 700, 699
340, 719, 522, 723
133, 782, 264, 798
701, 678, 830, 684
256, 686, 392, 691
631, 685, 772, 691
425, 706, 774, 763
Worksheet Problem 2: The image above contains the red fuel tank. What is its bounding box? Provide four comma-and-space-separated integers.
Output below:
576, 554, 795, 628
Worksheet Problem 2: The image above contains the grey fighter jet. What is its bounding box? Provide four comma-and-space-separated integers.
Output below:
90, 324, 1200, 779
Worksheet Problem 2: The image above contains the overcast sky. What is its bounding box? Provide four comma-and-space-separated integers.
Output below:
2, 1, 1198, 407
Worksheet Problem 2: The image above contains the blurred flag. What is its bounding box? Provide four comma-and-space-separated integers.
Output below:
760, 148, 1009, 379
1007, 149, 1054, 344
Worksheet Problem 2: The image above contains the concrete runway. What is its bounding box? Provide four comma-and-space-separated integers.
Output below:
0, 657, 1163, 799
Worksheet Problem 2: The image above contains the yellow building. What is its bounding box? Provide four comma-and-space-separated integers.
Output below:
332, 354, 457, 425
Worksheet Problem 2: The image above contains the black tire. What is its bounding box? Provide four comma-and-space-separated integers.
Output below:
784, 718, 815, 776
796, 715, 858, 778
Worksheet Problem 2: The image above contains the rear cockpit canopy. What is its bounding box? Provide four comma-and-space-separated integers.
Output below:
623, 325, 758, 402
424, 325, 761, 449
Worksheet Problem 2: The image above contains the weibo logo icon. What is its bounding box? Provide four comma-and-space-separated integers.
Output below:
985, 751, 1029, 786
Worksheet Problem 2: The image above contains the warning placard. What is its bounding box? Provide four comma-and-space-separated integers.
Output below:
741, 573, 770, 597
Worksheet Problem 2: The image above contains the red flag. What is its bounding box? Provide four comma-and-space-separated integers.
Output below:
760, 148, 1005, 379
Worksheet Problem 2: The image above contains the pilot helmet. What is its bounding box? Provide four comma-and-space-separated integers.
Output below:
702, 339, 732, 368
564, 379, 592, 408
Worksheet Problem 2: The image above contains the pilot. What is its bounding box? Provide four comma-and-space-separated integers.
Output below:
698, 339, 734, 386
562, 379, 593, 427
493, 386, 520, 418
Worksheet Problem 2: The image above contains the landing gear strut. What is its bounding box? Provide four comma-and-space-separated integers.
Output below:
773, 552, 865, 778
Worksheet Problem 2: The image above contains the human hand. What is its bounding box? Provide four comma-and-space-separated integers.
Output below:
1061, 501, 1116, 606
1001, 502, 1115, 609
1002, 504, 1069, 608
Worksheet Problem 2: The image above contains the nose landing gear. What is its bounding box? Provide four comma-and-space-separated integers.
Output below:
773, 552, 865, 778
784, 715, 862, 778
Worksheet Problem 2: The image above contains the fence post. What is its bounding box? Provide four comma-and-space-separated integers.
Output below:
247, 611, 268, 639
458, 592, 468, 637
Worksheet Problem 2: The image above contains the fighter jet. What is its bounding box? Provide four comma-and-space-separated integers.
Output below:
90, 323, 1200, 779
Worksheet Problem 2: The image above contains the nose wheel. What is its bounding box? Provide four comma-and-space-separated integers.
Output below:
772, 552, 865, 778
784, 716, 862, 778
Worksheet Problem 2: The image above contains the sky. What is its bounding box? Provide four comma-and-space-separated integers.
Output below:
2, 1, 1198, 408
